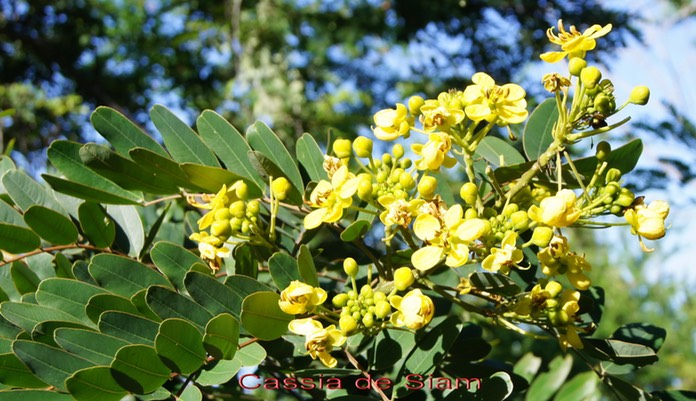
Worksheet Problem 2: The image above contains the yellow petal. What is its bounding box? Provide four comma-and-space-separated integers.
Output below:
540, 51, 567, 63
288, 318, 322, 335
455, 218, 486, 242
304, 208, 327, 230
318, 351, 338, 368
443, 204, 463, 229
413, 214, 441, 241
411, 245, 445, 271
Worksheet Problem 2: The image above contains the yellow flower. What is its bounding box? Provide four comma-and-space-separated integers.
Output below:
557, 290, 583, 350
304, 165, 360, 230
279, 281, 328, 315
481, 231, 524, 274
625, 199, 669, 241
463, 72, 528, 125
389, 289, 434, 330
288, 318, 346, 367
378, 195, 423, 228
411, 204, 487, 271
188, 181, 247, 230
373, 103, 413, 141
419, 97, 466, 132
412, 132, 457, 171
189, 232, 230, 272
540, 20, 612, 63
528, 189, 580, 228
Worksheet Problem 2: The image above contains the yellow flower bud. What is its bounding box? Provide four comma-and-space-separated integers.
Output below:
408, 95, 425, 115
510, 210, 529, 230
333, 138, 352, 159
279, 281, 328, 315
544, 281, 563, 298
357, 178, 373, 201
332, 293, 350, 308
605, 168, 622, 184
362, 312, 375, 328
374, 300, 391, 319
214, 208, 231, 221
580, 66, 602, 89
234, 181, 249, 200
593, 93, 612, 114
343, 258, 359, 277
271, 177, 292, 201
389, 289, 434, 330
210, 220, 231, 238
531, 226, 554, 247
393, 267, 415, 291
629, 85, 650, 105
399, 173, 415, 190
417, 176, 438, 199
460, 182, 478, 205
568, 57, 587, 76
339, 315, 358, 334
625, 199, 669, 240
392, 143, 405, 160
352, 136, 373, 158
528, 189, 580, 227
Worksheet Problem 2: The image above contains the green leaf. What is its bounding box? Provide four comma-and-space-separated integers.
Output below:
241, 291, 292, 341
372, 328, 416, 371
46, 141, 143, 204
110, 344, 171, 394
0, 198, 25, 226
513, 352, 542, 383
155, 318, 207, 374
399, 315, 461, 378
203, 313, 239, 360
247, 121, 303, 194
525, 354, 573, 401
180, 163, 262, 198
1, 170, 65, 214
150, 104, 219, 167
130, 289, 162, 322
66, 366, 129, 401
651, 391, 696, 401
0, 302, 84, 333
13, 340, 94, 391
523, 98, 558, 161
561, 139, 644, 186
98, 311, 160, 346
54, 328, 129, 365
23, 205, 78, 245
604, 374, 658, 401
196, 110, 264, 188
151, 241, 205, 291
78, 202, 115, 248
85, 293, 140, 324
90, 106, 167, 158
0, 353, 48, 388
129, 147, 203, 191
0, 224, 40, 253
297, 245, 319, 287
139, 202, 171, 260
146, 286, 213, 331
340, 220, 371, 242
268, 253, 302, 290
611, 323, 666, 353
89, 254, 172, 298
79, 143, 179, 194
35, 278, 107, 326
554, 371, 598, 401
296, 133, 327, 182
468, 272, 521, 296
476, 136, 525, 167
443, 371, 514, 401
10, 261, 40, 295
583, 338, 658, 367
42, 174, 141, 205
223, 275, 273, 318
247, 150, 302, 205
185, 271, 241, 316
0, 390, 73, 401
234, 341, 267, 366
232, 243, 258, 278
106, 205, 145, 257
179, 383, 202, 401
196, 359, 242, 386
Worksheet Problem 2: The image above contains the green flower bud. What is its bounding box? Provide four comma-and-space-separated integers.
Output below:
408, 95, 425, 115
502, 203, 519, 217
347, 290, 357, 300
333, 138, 352, 159
464, 208, 478, 220
344, 258, 359, 278
374, 301, 391, 319
230, 200, 246, 218
340, 315, 358, 334
400, 158, 412, 169
594, 94, 613, 115
373, 291, 387, 303
392, 143, 405, 160
353, 136, 373, 158
610, 205, 622, 215
235, 182, 249, 200
351, 311, 361, 321
382, 153, 392, 166
545, 298, 559, 309
568, 57, 587, 76
580, 66, 602, 89
629, 85, 650, 105
595, 141, 611, 161
614, 189, 635, 207
271, 177, 292, 201
460, 182, 478, 205
605, 168, 622, 184
603, 182, 620, 196
418, 176, 438, 199
230, 217, 243, 232
510, 210, 529, 231
333, 293, 350, 308
390, 168, 404, 184
246, 200, 260, 216
531, 226, 554, 247
211, 220, 231, 237
399, 173, 415, 190
393, 267, 415, 291
241, 220, 250, 234
360, 284, 373, 297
